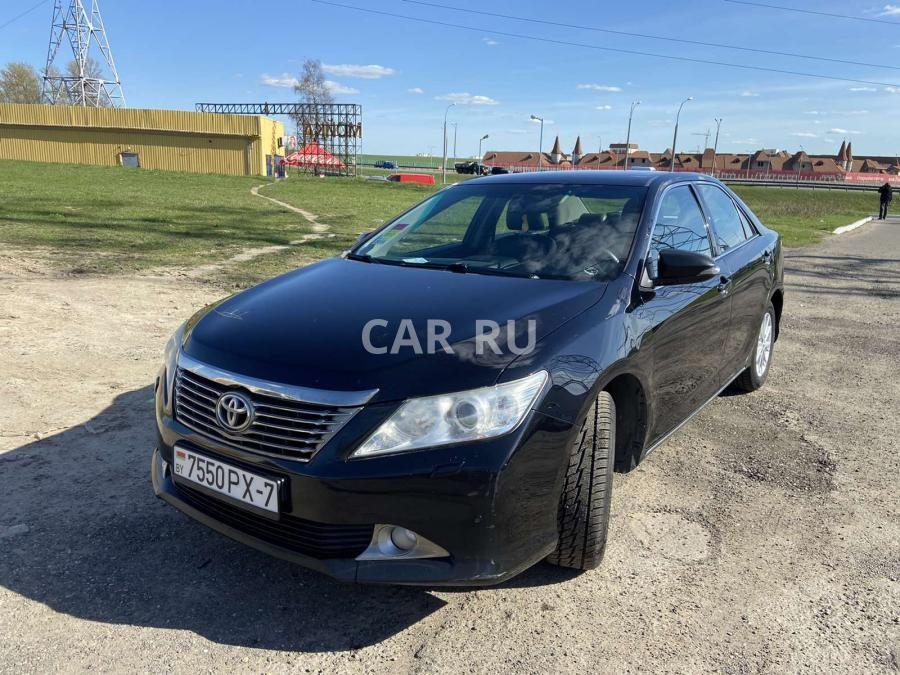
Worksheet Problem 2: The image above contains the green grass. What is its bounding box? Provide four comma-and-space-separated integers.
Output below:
0, 160, 879, 286
221, 173, 442, 285
0, 160, 304, 274
732, 185, 878, 247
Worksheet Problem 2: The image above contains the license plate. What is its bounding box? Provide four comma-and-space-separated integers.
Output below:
173, 447, 279, 514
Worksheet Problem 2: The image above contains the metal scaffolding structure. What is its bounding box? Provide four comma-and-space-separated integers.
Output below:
197, 103, 363, 176
41, 0, 125, 108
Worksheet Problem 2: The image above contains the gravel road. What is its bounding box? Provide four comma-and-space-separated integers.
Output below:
1, 219, 898, 674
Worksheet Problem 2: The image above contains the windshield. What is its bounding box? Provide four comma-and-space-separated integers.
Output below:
354, 183, 648, 281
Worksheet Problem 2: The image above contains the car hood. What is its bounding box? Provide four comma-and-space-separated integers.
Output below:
183, 258, 607, 403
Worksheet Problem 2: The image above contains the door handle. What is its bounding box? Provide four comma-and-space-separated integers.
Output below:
717, 276, 731, 296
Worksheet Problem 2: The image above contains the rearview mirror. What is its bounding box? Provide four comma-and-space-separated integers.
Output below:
652, 248, 719, 286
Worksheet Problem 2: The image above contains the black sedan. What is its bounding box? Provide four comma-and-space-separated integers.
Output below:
152, 171, 783, 585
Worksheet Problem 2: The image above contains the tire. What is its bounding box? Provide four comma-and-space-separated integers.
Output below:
732, 301, 776, 393
546, 391, 616, 570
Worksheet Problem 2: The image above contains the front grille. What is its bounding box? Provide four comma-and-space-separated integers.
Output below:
174, 482, 374, 559
174, 367, 357, 461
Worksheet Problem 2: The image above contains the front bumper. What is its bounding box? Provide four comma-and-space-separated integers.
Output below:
152, 404, 574, 586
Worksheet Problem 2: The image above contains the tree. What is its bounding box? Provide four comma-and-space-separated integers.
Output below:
293, 59, 334, 104
0, 62, 42, 104
291, 59, 334, 141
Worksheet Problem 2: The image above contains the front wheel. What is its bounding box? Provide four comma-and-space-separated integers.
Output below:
732, 301, 776, 393
546, 391, 616, 570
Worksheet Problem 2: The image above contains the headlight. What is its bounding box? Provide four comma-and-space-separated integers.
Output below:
352, 371, 548, 458
162, 322, 186, 414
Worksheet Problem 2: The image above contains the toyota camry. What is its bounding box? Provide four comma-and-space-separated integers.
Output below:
152, 171, 783, 585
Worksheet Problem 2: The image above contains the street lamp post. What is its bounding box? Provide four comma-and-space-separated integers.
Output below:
624, 100, 640, 171
478, 133, 489, 160
670, 96, 694, 173
451, 122, 458, 162
441, 102, 456, 184
530, 114, 544, 170
712, 117, 723, 178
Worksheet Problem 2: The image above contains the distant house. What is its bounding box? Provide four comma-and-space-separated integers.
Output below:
482, 138, 899, 178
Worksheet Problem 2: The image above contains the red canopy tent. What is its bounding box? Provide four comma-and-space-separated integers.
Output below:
283, 143, 346, 169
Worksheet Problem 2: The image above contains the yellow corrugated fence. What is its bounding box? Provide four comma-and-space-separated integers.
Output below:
0, 103, 284, 176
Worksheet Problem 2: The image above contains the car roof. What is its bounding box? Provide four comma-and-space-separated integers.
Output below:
463, 170, 716, 188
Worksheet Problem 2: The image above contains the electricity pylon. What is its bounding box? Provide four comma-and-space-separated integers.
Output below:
41, 0, 125, 107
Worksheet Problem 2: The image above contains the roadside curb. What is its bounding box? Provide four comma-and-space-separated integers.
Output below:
833, 216, 873, 235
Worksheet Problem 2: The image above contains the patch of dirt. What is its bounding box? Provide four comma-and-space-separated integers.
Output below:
0, 220, 898, 673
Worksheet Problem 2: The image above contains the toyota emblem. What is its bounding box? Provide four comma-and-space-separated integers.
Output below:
215, 392, 254, 433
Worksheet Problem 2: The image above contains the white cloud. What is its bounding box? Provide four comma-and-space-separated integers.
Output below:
740, 91, 760, 97
577, 84, 622, 92
435, 92, 499, 105
324, 80, 359, 95
260, 73, 298, 88
595, 105, 613, 110
849, 86, 877, 92
260, 73, 359, 95
407, 87, 424, 94
482, 37, 499, 46
322, 63, 395, 79
803, 110, 823, 115
828, 128, 862, 135
878, 4, 900, 16
886, 86, 900, 93
507, 129, 529, 134
791, 132, 818, 138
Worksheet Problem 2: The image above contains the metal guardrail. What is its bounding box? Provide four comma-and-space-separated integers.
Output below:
359, 163, 885, 191
721, 178, 879, 191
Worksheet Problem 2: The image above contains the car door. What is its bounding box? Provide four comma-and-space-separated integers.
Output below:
635, 184, 732, 445
695, 183, 772, 381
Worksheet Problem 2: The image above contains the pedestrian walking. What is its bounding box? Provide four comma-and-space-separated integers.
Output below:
878, 181, 892, 220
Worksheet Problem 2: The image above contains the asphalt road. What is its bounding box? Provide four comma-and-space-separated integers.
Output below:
0, 218, 897, 673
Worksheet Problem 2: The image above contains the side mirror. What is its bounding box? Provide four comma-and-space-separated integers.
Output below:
652, 248, 719, 286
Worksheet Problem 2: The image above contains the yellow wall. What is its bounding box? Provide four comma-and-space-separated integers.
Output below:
0, 104, 285, 176
257, 115, 285, 176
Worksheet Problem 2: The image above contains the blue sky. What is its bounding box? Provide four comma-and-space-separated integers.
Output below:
3, 0, 900, 157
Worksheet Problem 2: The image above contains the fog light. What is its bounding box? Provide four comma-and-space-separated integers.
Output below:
356, 524, 450, 561
389, 527, 418, 551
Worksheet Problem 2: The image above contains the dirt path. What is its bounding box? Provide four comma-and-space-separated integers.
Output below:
250, 183, 331, 234
140, 183, 336, 280
0, 221, 897, 673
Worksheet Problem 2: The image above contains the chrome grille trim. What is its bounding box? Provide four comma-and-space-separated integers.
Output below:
173, 362, 364, 462
177, 353, 378, 407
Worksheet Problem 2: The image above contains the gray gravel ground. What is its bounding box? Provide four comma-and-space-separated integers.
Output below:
0, 218, 898, 674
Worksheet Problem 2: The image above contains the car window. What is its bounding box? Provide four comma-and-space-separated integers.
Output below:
650, 186, 712, 256
737, 206, 757, 239
378, 195, 483, 255
696, 184, 748, 252
358, 183, 648, 281
493, 193, 633, 239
